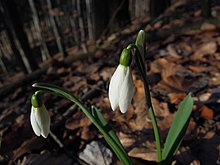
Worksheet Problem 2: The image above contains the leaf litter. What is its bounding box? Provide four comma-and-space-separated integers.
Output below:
0, 2, 220, 165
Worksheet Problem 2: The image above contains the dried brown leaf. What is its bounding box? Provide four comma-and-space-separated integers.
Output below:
118, 132, 136, 148
192, 42, 217, 59
167, 44, 181, 59
200, 22, 216, 31
65, 111, 91, 130
12, 137, 47, 162
200, 106, 214, 120
168, 93, 187, 104
19, 151, 73, 165
128, 147, 157, 161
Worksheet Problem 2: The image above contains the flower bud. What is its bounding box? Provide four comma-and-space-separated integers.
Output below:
135, 30, 145, 60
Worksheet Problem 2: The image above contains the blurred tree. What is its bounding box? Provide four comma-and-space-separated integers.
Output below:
46, 0, 68, 57
93, 0, 131, 39
107, 0, 131, 31
28, 0, 51, 61
92, 0, 109, 39
149, 0, 171, 18
201, 0, 211, 18
0, 9, 26, 73
1, 0, 38, 73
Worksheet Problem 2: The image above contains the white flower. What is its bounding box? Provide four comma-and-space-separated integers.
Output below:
109, 64, 135, 113
30, 104, 51, 138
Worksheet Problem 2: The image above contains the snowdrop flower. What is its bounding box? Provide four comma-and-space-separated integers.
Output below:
109, 48, 135, 113
30, 93, 50, 138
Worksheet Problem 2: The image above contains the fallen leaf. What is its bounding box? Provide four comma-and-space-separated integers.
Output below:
128, 147, 157, 161
173, 146, 199, 165
81, 125, 97, 140
12, 137, 47, 162
188, 66, 209, 72
100, 67, 114, 81
65, 110, 91, 130
167, 44, 181, 59
200, 106, 214, 120
19, 151, 73, 165
200, 22, 216, 31
95, 50, 106, 58
192, 42, 217, 59
118, 132, 136, 148
191, 132, 220, 165
79, 141, 113, 165
153, 21, 163, 29
168, 93, 187, 104
198, 92, 212, 102
171, 19, 184, 26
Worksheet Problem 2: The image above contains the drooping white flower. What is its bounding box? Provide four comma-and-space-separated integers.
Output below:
109, 64, 135, 113
109, 48, 135, 113
30, 104, 50, 138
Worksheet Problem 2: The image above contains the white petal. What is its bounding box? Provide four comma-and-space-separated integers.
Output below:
119, 67, 135, 113
30, 106, 41, 136
109, 65, 126, 110
35, 104, 51, 138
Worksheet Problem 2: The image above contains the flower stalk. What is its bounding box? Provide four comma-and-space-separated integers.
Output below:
127, 43, 162, 162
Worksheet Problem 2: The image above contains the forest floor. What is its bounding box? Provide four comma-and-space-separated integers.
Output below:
0, 1, 220, 165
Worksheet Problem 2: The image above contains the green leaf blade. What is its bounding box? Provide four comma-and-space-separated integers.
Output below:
91, 106, 125, 152
162, 93, 193, 164
91, 106, 132, 164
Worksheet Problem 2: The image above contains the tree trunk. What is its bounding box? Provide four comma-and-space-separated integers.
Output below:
95, 0, 131, 38
0, 0, 38, 73
0, 54, 8, 75
3, 0, 38, 73
28, 0, 51, 61
201, 0, 211, 18
93, 0, 109, 39
105, 0, 130, 32
85, 0, 95, 41
150, 0, 171, 18
47, 0, 68, 57
77, 0, 88, 53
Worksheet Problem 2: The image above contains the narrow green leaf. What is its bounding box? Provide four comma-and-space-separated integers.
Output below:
162, 93, 193, 164
91, 105, 108, 126
91, 106, 126, 153
91, 106, 132, 164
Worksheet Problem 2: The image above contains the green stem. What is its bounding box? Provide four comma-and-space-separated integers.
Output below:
143, 77, 162, 163
32, 83, 133, 165
127, 44, 162, 162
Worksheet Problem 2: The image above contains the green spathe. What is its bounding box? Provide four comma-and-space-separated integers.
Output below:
31, 91, 43, 108
119, 48, 132, 66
